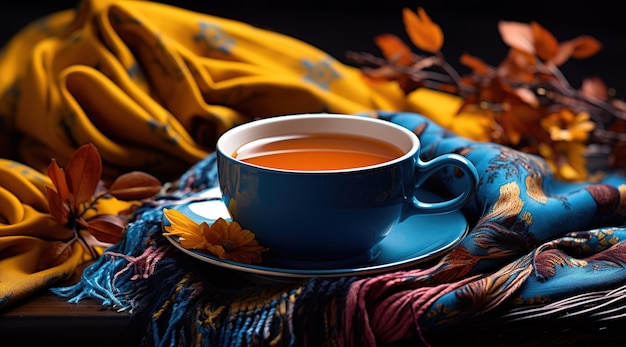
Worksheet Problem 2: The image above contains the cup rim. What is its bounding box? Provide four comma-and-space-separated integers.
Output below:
216, 113, 420, 173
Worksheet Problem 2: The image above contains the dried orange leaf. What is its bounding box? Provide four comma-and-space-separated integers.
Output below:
459, 53, 492, 75
580, 76, 608, 100
567, 35, 602, 59
47, 159, 69, 202
531, 21, 558, 62
551, 44, 574, 66
498, 21, 534, 55
66, 144, 102, 205
549, 36, 602, 66
514, 87, 540, 107
108, 171, 162, 201
497, 48, 537, 83
361, 65, 403, 80
402, 7, 443, 53
86, 214, 125, 244
374, 33, 414, 66
362, 65, 420, 94
45, 186, 69, 226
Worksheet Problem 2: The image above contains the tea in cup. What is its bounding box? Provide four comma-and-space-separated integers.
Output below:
216, 113, 478, 268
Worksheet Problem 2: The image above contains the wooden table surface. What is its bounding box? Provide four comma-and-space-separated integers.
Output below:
0, 291, 131, 346
3, 284, 625, 347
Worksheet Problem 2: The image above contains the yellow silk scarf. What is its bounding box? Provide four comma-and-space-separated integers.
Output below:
0, 0, 484, 308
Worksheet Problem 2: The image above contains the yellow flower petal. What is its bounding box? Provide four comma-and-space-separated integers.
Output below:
559, 164, 580, 181
163, 208, 199, 235
163, 208, 209, 249
204, 243, 226, 258
164, 210, 267, 264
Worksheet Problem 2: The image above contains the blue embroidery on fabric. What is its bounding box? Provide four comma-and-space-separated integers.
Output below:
194, 21, 235, 55
127, 63, 140, 79
301, 58, 340, 90
147, 119, 179, 145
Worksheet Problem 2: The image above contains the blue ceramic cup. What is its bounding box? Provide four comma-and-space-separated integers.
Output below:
216, 114, 478, 268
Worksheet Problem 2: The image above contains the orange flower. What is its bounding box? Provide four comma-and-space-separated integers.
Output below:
538, 141, 588, 181
536, 109, 594, 181
540, 109, 595, 142
163, 208, 268, 264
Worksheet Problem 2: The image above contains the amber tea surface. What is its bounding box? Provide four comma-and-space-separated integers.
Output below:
234, 133, 404, 170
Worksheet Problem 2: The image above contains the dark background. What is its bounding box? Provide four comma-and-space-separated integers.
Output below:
2, 0, 625, 97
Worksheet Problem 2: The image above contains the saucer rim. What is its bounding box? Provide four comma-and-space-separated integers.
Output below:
162, 187, 469, 279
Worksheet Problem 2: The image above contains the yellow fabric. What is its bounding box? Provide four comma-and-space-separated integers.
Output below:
406, 88, 493, 142
0, 0, 413, 183
0, 159, 85, 305
0, 159, 136, 306
0, 0, 483, 183
0, 0, 484, 308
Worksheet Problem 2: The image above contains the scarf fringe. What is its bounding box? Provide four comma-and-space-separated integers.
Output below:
51, 207, 167, 311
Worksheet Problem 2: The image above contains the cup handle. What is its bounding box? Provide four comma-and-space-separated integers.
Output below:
411, 153, 479, 214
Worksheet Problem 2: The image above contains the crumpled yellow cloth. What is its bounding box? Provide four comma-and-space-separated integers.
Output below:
2, 0, 399, 182
0, 0, 481, 308
0, 0, 485, 183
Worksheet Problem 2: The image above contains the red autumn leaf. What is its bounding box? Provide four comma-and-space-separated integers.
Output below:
47, 158, 69, 202
65, 144, 103, 205
86, 214, 126, 244
108, 171, 162, 201
45, 186, 69, 226
374, 33, 415, 66
402, 7, 444, 54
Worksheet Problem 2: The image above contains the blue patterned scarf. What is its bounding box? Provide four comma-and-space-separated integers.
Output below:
52, 111, 626, 346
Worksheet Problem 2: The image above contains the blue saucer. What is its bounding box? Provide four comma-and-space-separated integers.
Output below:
163, 187, 469, 279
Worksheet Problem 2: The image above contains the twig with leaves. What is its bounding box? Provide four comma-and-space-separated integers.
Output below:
347, 7, 626, 181
45, 143, 162, 263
